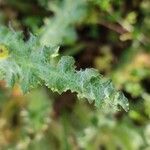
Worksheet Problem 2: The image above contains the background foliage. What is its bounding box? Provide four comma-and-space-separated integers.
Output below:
0, 0, 150, 149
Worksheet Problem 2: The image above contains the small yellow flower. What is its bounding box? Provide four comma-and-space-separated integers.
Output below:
0, 44, 9, 59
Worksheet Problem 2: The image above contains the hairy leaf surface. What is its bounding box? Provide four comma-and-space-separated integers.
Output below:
0, 27, 129, 111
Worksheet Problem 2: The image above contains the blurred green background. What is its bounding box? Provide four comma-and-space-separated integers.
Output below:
0, 0, 150, 149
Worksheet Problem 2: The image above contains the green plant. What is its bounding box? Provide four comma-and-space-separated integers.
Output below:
2, 0, 150, 149
0, 26, 128, 111
39, 0, 87, 46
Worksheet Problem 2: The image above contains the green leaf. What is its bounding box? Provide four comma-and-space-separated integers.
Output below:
40, 0, 87, 46
0, 26, 129, 111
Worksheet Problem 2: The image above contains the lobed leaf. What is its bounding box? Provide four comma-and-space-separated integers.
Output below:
0, 26, 129, 111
